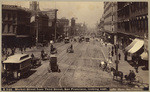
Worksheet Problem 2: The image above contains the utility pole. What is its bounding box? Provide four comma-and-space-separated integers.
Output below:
54, 9, 58, 43
36, 15, 38, 46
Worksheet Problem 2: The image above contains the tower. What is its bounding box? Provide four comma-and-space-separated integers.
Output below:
30, 1, 40, 11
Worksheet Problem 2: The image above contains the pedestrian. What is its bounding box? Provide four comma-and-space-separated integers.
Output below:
118, 53, 121, 60
20, 47, 23, 54
124, 52, 127, 61
50, 44, 54, 52
11, 47, 14, 55
111, 50, 114, 57
112, 46, 114, 51
134, 61, 139, 73
105, 43, 107, 47
41, 49, 44, 60
24, 46, 26, 52
31, 53, 34, 58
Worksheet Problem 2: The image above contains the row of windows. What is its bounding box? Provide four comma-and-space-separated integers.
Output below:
2, 24, 16, 33
2, 13, 17, 21
104, 3, 112, 14
118, 2, 148, 19
118, 2, 129, 10
104, 12, 112, 20
118, 17, 148, 33
104, 2, 109, 9
130, 2, 148, 13
118, 5, 129, 18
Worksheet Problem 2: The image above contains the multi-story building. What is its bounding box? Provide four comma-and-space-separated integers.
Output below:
42, 9, 58, 41
103, 2, 118, 44
30, 1, 49, 44
75, 23, 87, 36
2, 5, 31, 48
98, 16, 104, 39
70, 18, 76, 36
117, 2, 148, 68
57, 18, 69, 38
101, 2, 148, 68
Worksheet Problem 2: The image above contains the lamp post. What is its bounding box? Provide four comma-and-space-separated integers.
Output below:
114, 35, 119, 71
54, 9, 58, 43
36, 15, 39, 46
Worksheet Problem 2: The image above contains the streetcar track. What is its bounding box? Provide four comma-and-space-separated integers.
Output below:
58, 43, 82, 87
38, 42, 80, 87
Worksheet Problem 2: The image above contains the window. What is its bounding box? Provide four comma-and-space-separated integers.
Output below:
8, 24, 10, 33
2, 24, 5, 33
13, 26, 16, 33
8, 13, 11, 20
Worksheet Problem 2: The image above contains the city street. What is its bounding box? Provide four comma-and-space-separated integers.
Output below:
1, 1, 149, 91
3, 38, 147, 90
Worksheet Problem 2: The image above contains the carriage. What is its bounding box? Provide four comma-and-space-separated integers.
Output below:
99, 59, 114, 73
110, 67, 143, 87
124, 73, 143, 85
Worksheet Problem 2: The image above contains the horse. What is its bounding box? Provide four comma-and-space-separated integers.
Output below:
111, 67, 123, 83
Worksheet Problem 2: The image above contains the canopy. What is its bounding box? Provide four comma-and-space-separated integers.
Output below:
125, 39, 144, 54
140, 52, 148, 60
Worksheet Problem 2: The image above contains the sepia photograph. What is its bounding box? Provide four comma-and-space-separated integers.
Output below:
1, 0, 149, 91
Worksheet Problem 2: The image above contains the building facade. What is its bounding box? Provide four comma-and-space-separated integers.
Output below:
117, 2, 148, 67
2, 5, 31, 48
57, 18, 69, 38
100, 2, 148, 68
117, 2, 148, 48
30, 1, 49, 44
42, 9, 58, 41
103, 2, 118, 44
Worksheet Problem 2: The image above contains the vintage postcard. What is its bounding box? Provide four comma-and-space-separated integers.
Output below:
1, 0, 149, 91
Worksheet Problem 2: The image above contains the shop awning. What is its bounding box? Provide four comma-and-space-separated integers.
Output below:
125, 38, 144, 54
140, 52, 148, 60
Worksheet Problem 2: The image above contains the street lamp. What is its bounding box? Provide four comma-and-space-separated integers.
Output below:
36, 15, 39, 46
54, 9, 58, 43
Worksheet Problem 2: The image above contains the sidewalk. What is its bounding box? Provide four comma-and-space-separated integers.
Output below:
2, 42, 64, 61
100, 41, 149, 84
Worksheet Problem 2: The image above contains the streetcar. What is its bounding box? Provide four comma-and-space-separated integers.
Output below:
3, 54, 32, 79
48, 55, 60, 72
64, 37, 70, 44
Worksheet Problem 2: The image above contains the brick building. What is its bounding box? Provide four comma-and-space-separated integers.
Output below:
57, 18, 69, 38
101, 2, 148, 68
117, 2, 148, 67
2, 5, 31, 48
30, 1, 49, 44
103, 2, 118, 44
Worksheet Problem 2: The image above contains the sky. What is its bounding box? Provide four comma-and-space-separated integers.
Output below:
2, 1, 104, 28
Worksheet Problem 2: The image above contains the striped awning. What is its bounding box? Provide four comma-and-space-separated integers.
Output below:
125, 38, 144, 54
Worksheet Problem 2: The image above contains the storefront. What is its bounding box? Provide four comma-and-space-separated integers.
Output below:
125, 38, 145, 64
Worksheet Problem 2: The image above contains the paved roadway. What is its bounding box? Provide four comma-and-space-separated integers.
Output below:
3, 39, 140, 89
